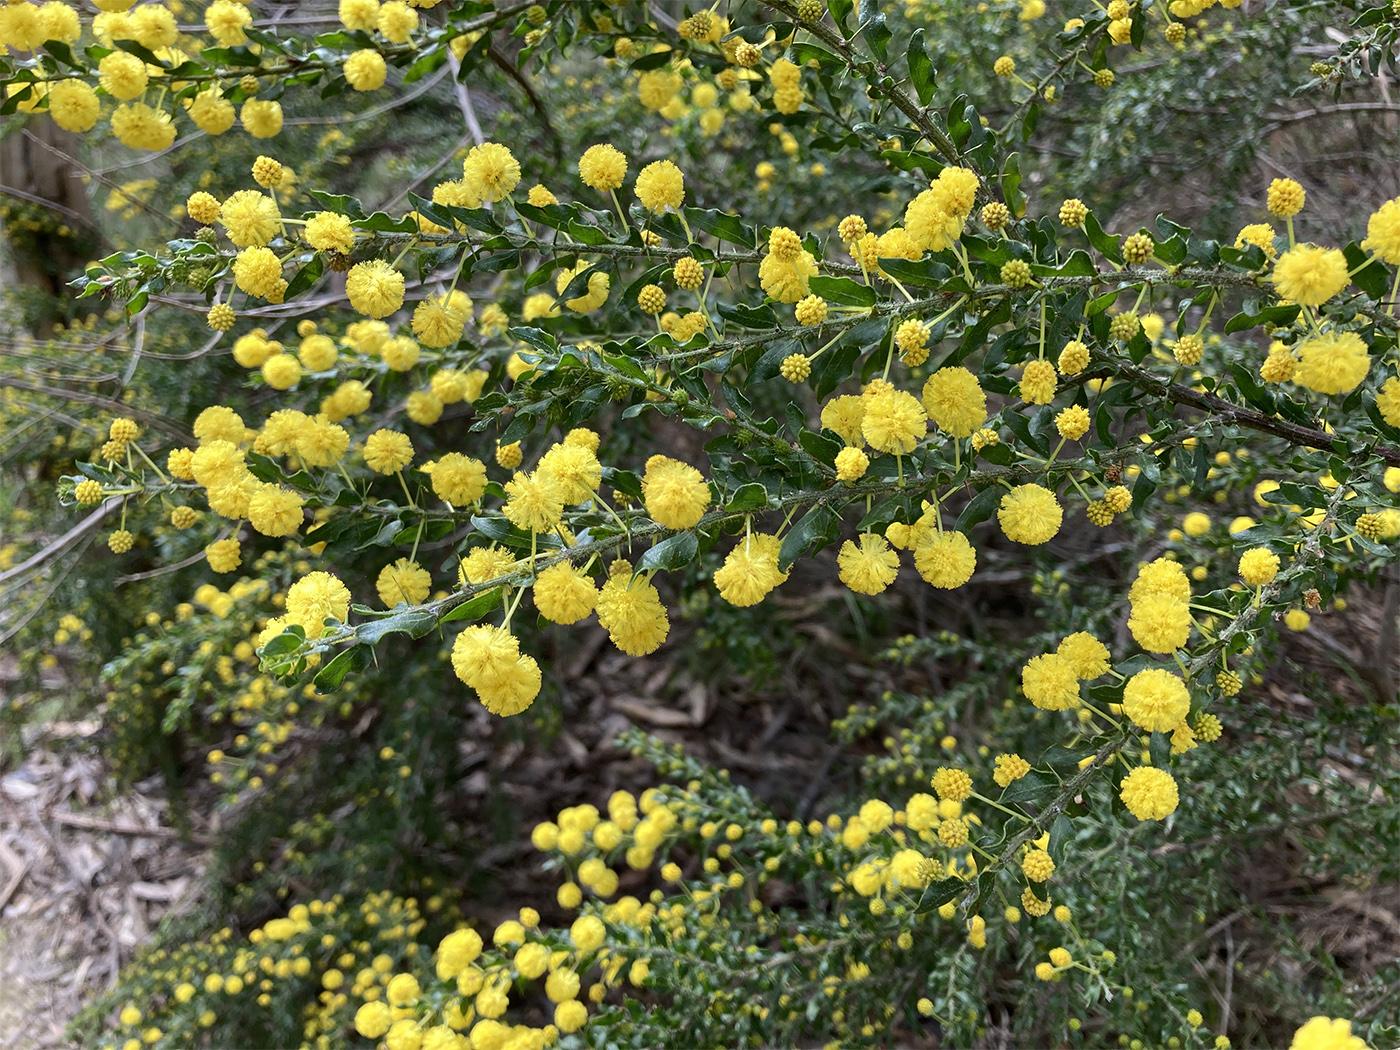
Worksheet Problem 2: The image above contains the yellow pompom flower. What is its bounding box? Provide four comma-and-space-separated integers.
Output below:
220, 189, 282, 247
206, 538, 241, 573
555, 261, 610, 313
998, 484, 1063, 545
834, 446, 869, 482
285, 571, 351, 639
837, 533, 900, 595
47, 80, 100, 133
526, 447, 594, 508
1182, 511, 1211, 537
637, 283, 666, 315
921, 367, 986, 438
642, 455, 710, 529
298, 419, 349, 467
1056, 632, 1110, 678
344, 49, 387, 90
1287, 1017, 1368, 1050
758, 248, 818, 303
240, 98, 284, 138
247, 485, 304, 537
36, 2, 81, 46
206, 0, 252, 44
1266, 177, 1305, 218
861, 388, 927, 454
305, 211, 355, 254
98, 51, 148, 100
462, 142, 522, 203
411, 294, 468, 348
913, 530, 976, 589
193, 406, 244, 444
450, 625, 541, 716
1235, 223, 1277, 257
1292, 331, 1371, 395
186, 191, 221, 225
1021, 652, 1080, 710
1238, 547, 1280, 586
1270, 244, 1348, 306
713, 533, 788, 606
363, 429, 414, 473
377, 558, 431, 606
819, 395, 866, 446
1055, 405, 1090, 441
993, 753, 1031, 787
435, 929, 484, 981
377, 0, 418, 41
931, 767, 973, 802
1130, 557, 1191, 603
578, 143, 628, 191
1119, 766, 1179, 821
503, 471, 565, 533
1371, 375, 1400, 428
796, 294, 828, 327
354, 1002, 393, 1039
187, 89, 236, 135
346, 260, 406, 318
1019, 359, 1057, 404
634, 159, 685, 213
533, 562, 599, 624
595, 571, 670, 655
1361, 198, 1400, 264
1127, 591, 1191, 653
555, 1000, 589, 1033
459, 545, 515, 587
233, 247, 286, 301
1022, 849, 1055, 882
1121, 668, 1190, 732
1057, 339, 1090, 375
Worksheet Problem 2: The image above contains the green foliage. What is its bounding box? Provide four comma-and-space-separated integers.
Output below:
2, 1, 1398, 1049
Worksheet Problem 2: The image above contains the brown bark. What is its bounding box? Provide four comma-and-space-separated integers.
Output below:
0, 121, 96, 331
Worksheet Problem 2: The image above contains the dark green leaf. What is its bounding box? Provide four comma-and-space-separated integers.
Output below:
808, 275, 876, 308
638, 530, 699, 572
907, 29, 936, 106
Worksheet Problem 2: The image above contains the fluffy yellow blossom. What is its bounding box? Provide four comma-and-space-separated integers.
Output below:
635, 160, 685, 213
503, 471, 565, 533
1122, 668, 1191, 732
363, 429, 414, 474
861, 388, 927, 454
921, 367, 986, 438
376, 558, 432, 606
1292, 331, 1371, 395
642, 456, 710, 529
462, 142, 522, 203
533, 563, 599, 624
595, 570, 670, 656
305, 211, 355, 254
285, 572, 351, 639
913, 531, 976, 589
998, 484, 1062, 545
346, 260, 406, 318
1271, 244, 1348, 306
1238, 547, 1280, 586
220, 190, 281, 248
1021, 652, 1080, 710
579, 143, 628, 191
1288, 1017, 1369, 1050
1119, 766, 1179, 821
713, 534, 788, 606
837, 533, 900, 595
